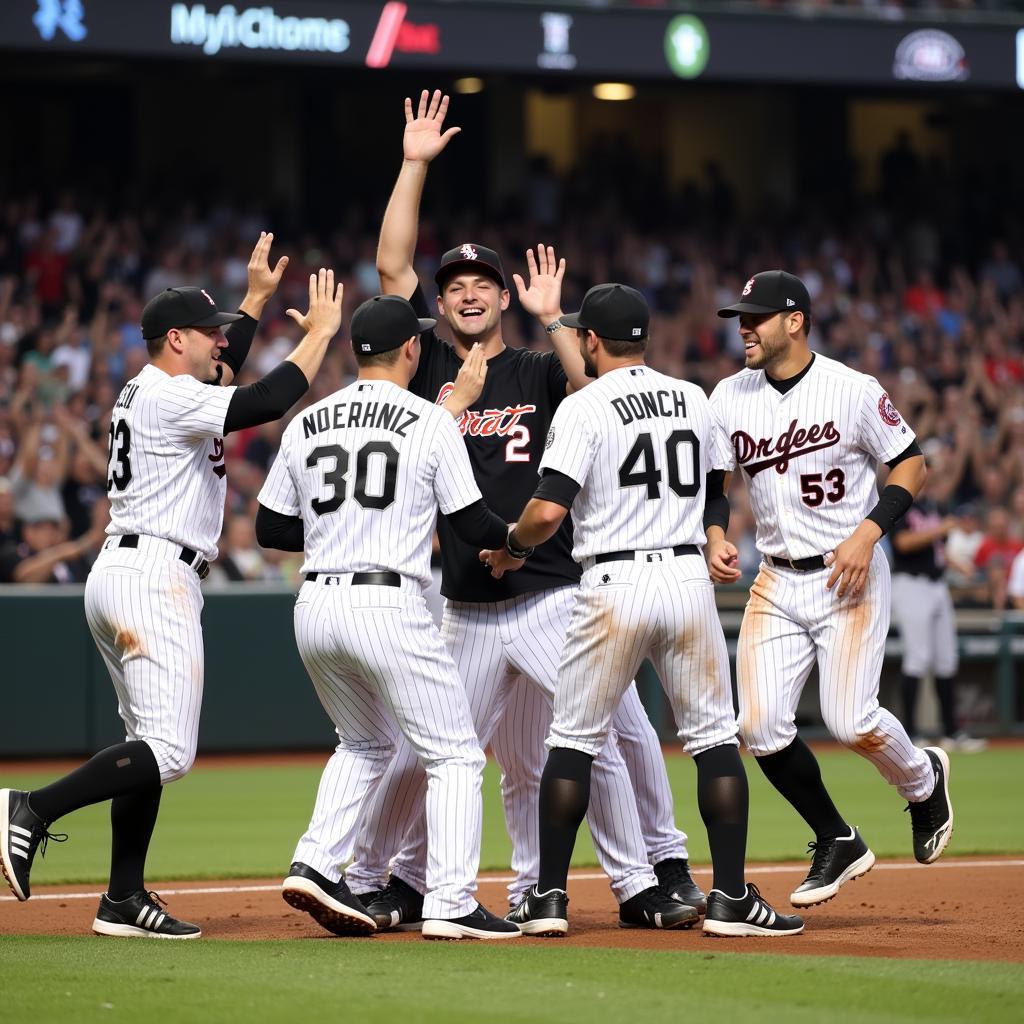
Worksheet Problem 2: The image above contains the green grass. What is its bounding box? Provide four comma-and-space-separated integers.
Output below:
2, 747, 1020, 887
0, 937, 1019, 1024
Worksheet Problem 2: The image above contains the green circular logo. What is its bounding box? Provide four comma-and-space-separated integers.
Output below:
665, 15, 709, 79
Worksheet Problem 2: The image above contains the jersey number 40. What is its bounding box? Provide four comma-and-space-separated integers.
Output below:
306, 442, 399, 516
618, 430, 700, 500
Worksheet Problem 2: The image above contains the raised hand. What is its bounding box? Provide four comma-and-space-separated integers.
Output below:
286, 269, 343, 340
444, 343, 487, 418
245, 231, 289, 306
403, 89, 461, 164
513, 244, 566, 323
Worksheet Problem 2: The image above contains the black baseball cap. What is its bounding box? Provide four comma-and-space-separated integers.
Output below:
717, 271, 811, 318
434, 243, 506, 290
140, 287, 243, 340
350, 295, 436, 355
561, 283, 649, 342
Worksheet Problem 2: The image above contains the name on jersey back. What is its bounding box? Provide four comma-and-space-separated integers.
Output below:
302, 400, 421, 439
611, 389, 688, 425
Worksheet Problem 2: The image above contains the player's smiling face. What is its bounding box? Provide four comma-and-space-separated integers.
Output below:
438, 274, 509, 341
738, 311, 788, 370
180, 325, 228, 383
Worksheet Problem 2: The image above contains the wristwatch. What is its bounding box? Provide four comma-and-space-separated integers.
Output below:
544, 319, 564, 334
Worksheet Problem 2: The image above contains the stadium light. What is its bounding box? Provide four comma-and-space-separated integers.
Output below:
454, 77, 485, 94
592, 82, 635, 101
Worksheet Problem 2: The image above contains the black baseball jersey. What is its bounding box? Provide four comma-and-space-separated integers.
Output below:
891, 499, 945, 580
408, 286, 580, 601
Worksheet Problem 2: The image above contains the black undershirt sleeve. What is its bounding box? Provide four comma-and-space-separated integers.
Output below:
886, 439, 923, 469
255, 503, 305, 552
219, 312, 258, 377
703, 469, 730, 533
441, 499, 509, 550
533, 469, 581, 509
223, 362, 308, 434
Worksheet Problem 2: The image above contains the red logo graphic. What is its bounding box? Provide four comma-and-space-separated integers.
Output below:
878, 393, 901, 426
732, 418, 842, 477
366, 2, 441, 68
742, 277, 754, 297
436, 382, 535, 438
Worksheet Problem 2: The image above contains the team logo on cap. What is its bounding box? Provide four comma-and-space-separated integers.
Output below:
878, 393, 901, 427
200, 289, 215, 306
459, 244, 478, 261
742, 277, 754, 296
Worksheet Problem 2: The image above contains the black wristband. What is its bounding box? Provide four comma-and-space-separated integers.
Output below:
219, 312, 258, 376
703, 470, 730, 533
866, 484, 914, 536
506, 527, 534, 560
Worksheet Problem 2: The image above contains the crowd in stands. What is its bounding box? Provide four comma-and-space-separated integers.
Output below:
2, 130, 1024, 610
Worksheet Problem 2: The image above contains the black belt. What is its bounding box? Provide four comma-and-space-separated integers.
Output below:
763, 553, 827, 572
594, 544, 700, 565
115, 534, 210, 580
306, 571, 401, 587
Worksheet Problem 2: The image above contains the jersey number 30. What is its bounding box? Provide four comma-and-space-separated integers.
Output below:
306, 442, 399, 516
618, 430, 700, 499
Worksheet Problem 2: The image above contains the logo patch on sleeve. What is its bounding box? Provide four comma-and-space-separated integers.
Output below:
878, 393, 901, 427
545, 429, 555, 449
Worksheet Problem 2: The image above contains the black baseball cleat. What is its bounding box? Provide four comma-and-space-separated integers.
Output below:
790, 827, 876, 907
505, 885, 569, 937
281, 862, 376, 935
0, 789, 67, 902
907, 747, 954, 864
654, 858, 707, 915
423, 903, 522, 940
619, 885, 699, 930
92, 890, 201, 939
704, 883, 804, 937
363, 874, 425, 932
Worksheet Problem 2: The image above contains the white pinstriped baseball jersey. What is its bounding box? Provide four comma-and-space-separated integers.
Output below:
539, 365, 723, 559
709, 355, 916, 559
104, 364, 236, 561
258, 379, 481, 584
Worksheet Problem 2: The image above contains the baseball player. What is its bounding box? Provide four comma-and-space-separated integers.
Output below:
891, 498, 984, 750
483, 283, 803, 938
0, 238, 340, 938
709, 270, 955, 909
341, 91, 702, 932
256, 294, 519, 940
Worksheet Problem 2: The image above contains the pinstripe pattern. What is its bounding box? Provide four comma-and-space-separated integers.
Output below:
289, 578, 485, 919
737, 549, 931, 799
713, 356, 933, 802
106, 364, 235, 562
540, 366, 720, 560
261, 378, 493, 921
552, 555, 738, 759
85, 366, 234, 790
84, 546, 205, 784
346, 587, 661, 904
891, 575, 958, 678
709, 355, 915, 559
259, 380, 480, 585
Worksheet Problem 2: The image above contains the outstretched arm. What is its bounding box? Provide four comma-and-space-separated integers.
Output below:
514, 244, 589, 393
377, 89, 461, 298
